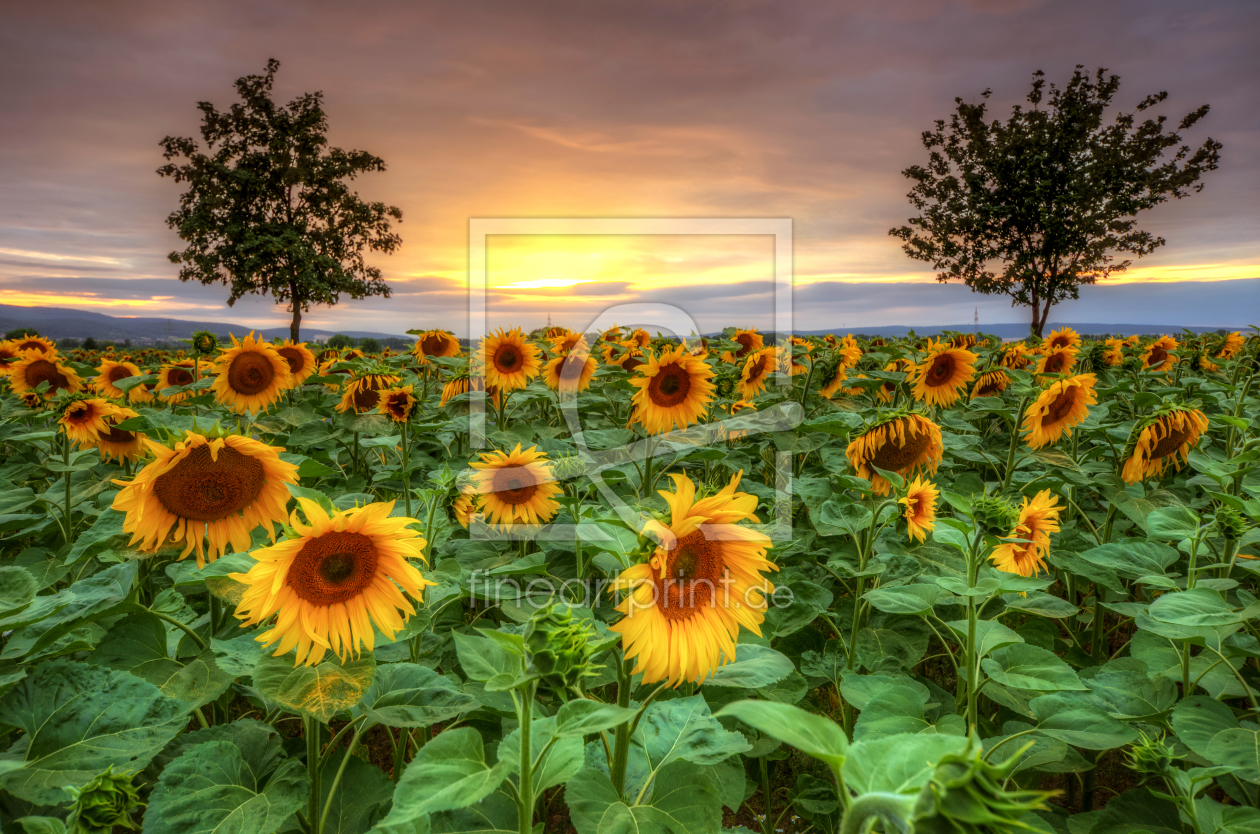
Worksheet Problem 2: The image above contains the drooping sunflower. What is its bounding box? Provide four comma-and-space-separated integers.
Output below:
629, 344, 715, 435
1044, 327, 1081, 353
720, 329, 764, 364
1001, 344, 1030, 370
990, 490, 1062, 577
230, 499, 436, 667
316, 358, 351, 391
111, 431, 299, 567
10, 335, 57, 354
19, 391, 45, 410
736, 348, 776, 401
846, 412, 944, 496
778, 339, 812, 377
899, 476, 939, 544
469, 444, 562, 528
1102, 338, 1125, 367
910, 341, 977, 407
836, 334, 863, 369
818, 359, 852, 400
210, 332, 292, 414
1142, 336, 1178, 372
452, 488, 479, 529
336, 372, 402, 414
411, 330, 462, 364
157, 362, 197, 404
0, 341, 20, 373
1121, 407, 1209, 485
1216, 332, 1245, 360
627, 328, 652, 348
969, 369, 1011, 400
95, 406, 147, 463
7, 349, 83, 397
547, 330, 584, 356
128, 380, 157, 405
543, 346, 597, 394
877, 359, 910, 404
480, 327, 541, 391
1035, 347, 1077, 378
378, 386, 417, 422
59, 398, 123, 449
275, 341, 317, 385
440, 375, 469, 408
609, 471, 777, 687
1021, 374, 1098, 450
93, 359, 141, 399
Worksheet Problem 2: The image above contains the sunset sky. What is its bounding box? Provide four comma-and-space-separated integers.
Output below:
1, 0, 1257, 337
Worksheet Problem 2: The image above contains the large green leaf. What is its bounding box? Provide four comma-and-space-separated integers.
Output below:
253, 654, 377, 723
1171, 695, 1239, 760
638, 694, 750, 768
1029, 695, 1138, 750
498, 716, 584, 794
716, 700, 848, 771
0, 565, 37, 618
945, 619, 1025, 658
1149, 589, 1240, 627
853, 685, 933, 740
1075, 541, 1179, 580
843, 734, 968, 795
1146, 506, 1200, 541
317, 748, 396, 834
702, 644, 794, 689
142, 740, 310, 834
554, 700, 639, 738
981, 644, 1085, 692
0, 562, 137, 660
1082, 666, 1178, 720
88, 612, 232, 707
0, 658, 188, 805
1207, 729, 1260, 784
862, 584, 941, 616
566, 761, 722, 834
352, 663, 477, 728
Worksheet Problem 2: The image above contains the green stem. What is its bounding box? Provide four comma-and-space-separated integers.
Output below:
610, 652, 633, 798
760, 756, 773, 834
62, 433, 73, 544
148, 608, 208, 652
1001, 397, 1029, 491
517, 682, 535, 834
306, 715, 323, 834
320, 725, 366, 834
401, 424, 412, 519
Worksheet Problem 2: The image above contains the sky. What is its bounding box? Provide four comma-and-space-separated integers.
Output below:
1, 0, 1257, 337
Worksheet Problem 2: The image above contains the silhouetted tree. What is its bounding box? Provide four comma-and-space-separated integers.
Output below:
891, 67, 1221, 336
326, 334, 354, 350
358, 337, 381, 354
158, 59, 402, 342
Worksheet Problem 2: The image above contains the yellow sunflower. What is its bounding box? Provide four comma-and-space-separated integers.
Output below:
336, 373, 401, 414
440, 376, 469, 408
846, 412, 944, 496
877, 360, 910, 404
128, 380, 158, 405
629, 344, 715, 435
969, 369, 1011, 400
778, 339, 812, 377
210, 332, 292, 414
276, 341, 317, 385
1044, 327, 1081, 353
818, 361, 850, 399
317, 358, 351, 391
7, 349, 83, 397
1142, 336, 1178, 372
1001, 344, 1030, 370
111, 431, 298, 567
899, 476, 939, 544
628, 328, 652, 348
157, 362, 197, 404
720, 329, 764, 364
1021, 374, 1097, 450
544, 346, 597, 394
453, 488, 479, 529
1102, 339, 1125, 366
547, 330, 584, 355
1035, 347, 1077, 378
910, 341, 977, 407
0, 342, 20, 374
411, 330, 462, 364
378, 386, 417, 422
836, 334, 863, 369
1121, 407, 1209, 485
230, 498, 436, 667
10, 335, 57, 355
480, 327, 541, 392
95, 406, 148, 463
59, 398, 123, 449
470, 444, 562, 528
737, 348, 776, 400
609, 471, 777, 687
94, 359, 141, 399
990, 490, 1062, 577
1216, 332, 1244, 360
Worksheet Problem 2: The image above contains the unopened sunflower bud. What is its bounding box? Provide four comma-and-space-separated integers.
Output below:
1215, 506, 1249, 542
971, 495, 1019, 537
1126, 730, 1177, 778
190, 329, 219, 356
912, 738, 1055, 834
714, 375, 737, 399
524, 604, 599, 696
66, 766, 144, 833
550, 453, 591, 482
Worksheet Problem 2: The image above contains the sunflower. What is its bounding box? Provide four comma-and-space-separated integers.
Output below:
470, 444, 562, 528
778, 339, 812, 376
1142, 336, 1178, 372
1121, 407, 1209, 485
337, 372, 402, 414
1035, 347, 1077, 378
1191, 353, 1220, 374
95, 406, 147, 463
836, 334, 863, 369
608, 471, 776, 686
628, 328, 652, 348
846, 412, 944, 496
480, 327, 540, 391
1216, 332, 1245, 360
734, 348, 775, 400
10, 335, 57, 354
0, 341, 20, 373
1044, 327, 1081, 353
1021, 374, 1097, 450
453, 488, 479, 529
411, 330, 461, 364
1001, 344, 1030, 370
7, 349, 82, 397
877, 360, 910, 404
378, 386, 417, 422
94, 359, 141, 399
230, 499, 436, 667
1102, 338, 1125, 367
910, 341, 977, 407
59, 398, 123, 449
18, 391, 45, 410
440, 375, 469, 408
210, 332, 292, 414
629, 344, 715, 435
111, 431, 298, 567
818, 360, 850, 399
720, 329, 764, 364
275, 341, 316, 385
317, 358, 351, 391
989, 490, 1062, 577
544, 347, 597, 394
547, 330, 584, 355
969, 369, 1011, 400
128, 380, 158, 405
157, 362, 197, 404
900, 476, 939, 544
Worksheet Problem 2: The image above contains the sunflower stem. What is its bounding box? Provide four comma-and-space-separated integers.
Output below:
1001, 397, 1029, 491
401, 424, 412, 519
305, 715, 324, 834
759, 756, 774, 834
61, 432, 74, 544
516, 680, 536, 834
319, 724, 365, 834
610, 651, 633, 798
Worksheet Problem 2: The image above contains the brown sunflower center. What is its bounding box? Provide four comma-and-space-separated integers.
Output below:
287, 531, 380, 605
101, 424, 136, 444
490, 466, 540, 505
654, 530, 728, 620
227, 352, 276, 395
622, 354, 645, 372
17, 340, 45, 351
1148, 346, 1168, 367
975, 375, 1005, 397
152, 444, 267, 522
25, 360, 70, 393
869, 421, 932, 472
352, 377, 389, 411
494, 344, 521, 373
421, 334, 446, 355
649, 363, 692, 407
1043, 385, 1080, 426
734, 333, 754, 358
278, 347, 306, 374
168, 368, 194, 387
1044, 353, 1067, 374
108, 365, 133, 383
1150, 420, 1194, 459
925, 354, 956, 385
747, 356, 768, 380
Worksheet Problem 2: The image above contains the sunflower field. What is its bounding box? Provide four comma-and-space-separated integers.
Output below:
0, 322, 1257, 834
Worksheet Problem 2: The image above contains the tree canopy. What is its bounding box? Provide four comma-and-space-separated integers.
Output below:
890, 66, 1221, 337
158, 59, 402, 342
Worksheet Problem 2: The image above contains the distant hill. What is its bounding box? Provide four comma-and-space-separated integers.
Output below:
791, 322, 1231, 339
0, 304, 408, 344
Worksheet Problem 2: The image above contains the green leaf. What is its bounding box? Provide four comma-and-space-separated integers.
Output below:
981, 644, 1085, 692
1207, 729, 1260, 784
371, 727, 513, 829
639, 694, 750, 768
853, 685, 933, 740
1075, 541, 1179, 580
1082, 666, 1178, 720
0, 565, 37, 617
945, 620, 1025, 658
716, 700, 848, 771
1004, 592, 1079, 619
453, 631, 522, 682
88, 612, 232, 707
702, 644, 794, 689
862, 584, 941, 616
567, 761, 723, 834
353, 663, 477, 728
843, 733, 968, 794
1, 562, 137, 660
65, 509, 128, 565
0, 658, 188, 805
554, 700, 639, 738
211, 630, 268, 677
498, 716, 584, 794
142, 740, 310, 834
1149, 589, 1240, 627
1171, 695, 1239, 759
12, 818, 67, 834
1029, 695, 1138, 749
1147, 506, 1200, 541
253, 654, 377, 723
318, 747, 396, 834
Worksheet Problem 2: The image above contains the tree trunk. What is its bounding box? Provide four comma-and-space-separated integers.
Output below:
1037, 301, 1053, 337
289, 284, 302, 343
1029, 295, 1042, 338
